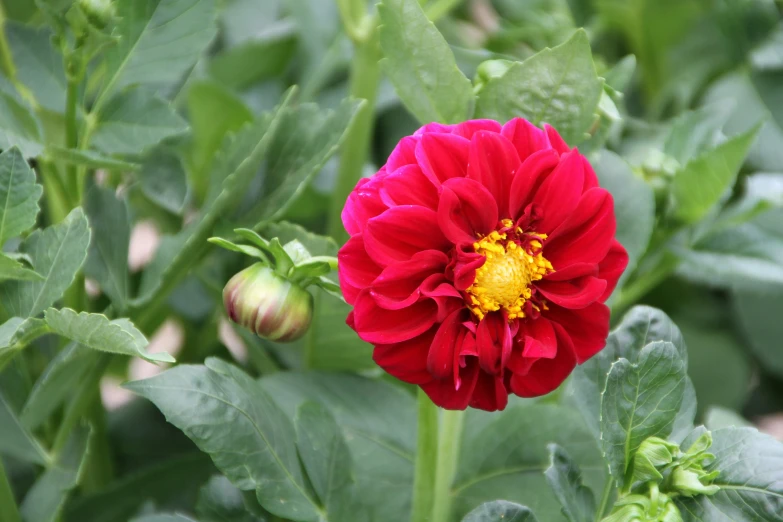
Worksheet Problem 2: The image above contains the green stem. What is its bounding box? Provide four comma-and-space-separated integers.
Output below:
411, 390, 439, 522
327, 23, 381, 241
596, 478, 614, 521
64, 75, 80, 201
0, 458, 20, 522
431, 409, 464, 522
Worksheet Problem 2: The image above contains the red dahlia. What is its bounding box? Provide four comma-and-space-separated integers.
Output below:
338, 118, 628, 411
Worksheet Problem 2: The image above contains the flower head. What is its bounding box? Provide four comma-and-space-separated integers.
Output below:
338, 118, 628, 411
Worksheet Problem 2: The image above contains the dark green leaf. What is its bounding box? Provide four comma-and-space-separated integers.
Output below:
47, 147, 141, 172
130, 515, 197, 522
704, 407, 751, 430
663, 104, 732, 166
600, 341, 687, 488
196, 475, 264, 522
0, 83, 43, 157
0, 252, 42, 281
0, 146, 42, 245
0, 392, 49, 465
140, 147, 189, 214
378, 0, 474, 124
5, 23, 66, 112
0, 317, 49, 373
544, 444, 595, 522
461, 500, 538, 522
0, 207, 90, 318
474, 30, 602, 145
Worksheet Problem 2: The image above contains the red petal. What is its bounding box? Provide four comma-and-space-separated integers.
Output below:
501, 118, 551, 161
544, 124, 570, 154
427, 309, 467, 380
364, 206, 450, 266
387, 136, 419, 171
543, 262, 598, 282
508, 149, 559, 220
370, 251, 449, 310
415, 133, 470, 185
341, 175, 389, 235
415, 122, 455, 135
454, 119, 502, 138
421, 360, 479, 410
522, 317, 557, 359
374, 328, 436, 385
581, 156, 599, 191
510, 322, 577, 397
546, 302, 610, 363
380, 164, 439, 210
476, 313, 512, 375
532, 150, 585, 234
450, 245, 486, 291
467, 131, 520, 217
353, 290, 437, 344
598, 240, 629, 301
438, 178, 499, 245
536, 276, 607, 309
338, 234, 382, 305
469, 372, 509, 411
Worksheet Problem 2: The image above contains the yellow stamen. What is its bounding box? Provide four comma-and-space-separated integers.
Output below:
466, 221, 554, 321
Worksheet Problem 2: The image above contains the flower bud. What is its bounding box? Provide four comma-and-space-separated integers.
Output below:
223, 263, 313, 342
632, 437, 680, 482
670, 467, 720, 497
78, 0, 116, 29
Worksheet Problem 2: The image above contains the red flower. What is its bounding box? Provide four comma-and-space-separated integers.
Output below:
338, 119, 628, 411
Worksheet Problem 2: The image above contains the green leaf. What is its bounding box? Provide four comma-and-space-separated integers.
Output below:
140, 146, 188, 214
97, 0, 218, 103
259, 222, 338, 257
676, 427, 783, 521
5, 22, 66, 112
663, 104, 732, 166
0, 86, 43, 157
0, 317, 49, 373
261, 372, 416, 522
187, 80, 253, 203
20, 423, 91, 522
453, 404, 605, 521
378, 0, 474, 124
461, 501, 538, 522
0, 146, 42, 245
0, 253, 42, 281
295, 402, 354, 519
125, 358, 322, 521
0, 207, 90, 318
544, 444, 595, 522
0, 392, 49, 465
47, 147, 141, 172
84, 186, 131, 311
196, 475, 264, 522
704, 407, 751, 430
670, 124, 761, 224
91, 89, 188, 155
733, 286, 783, 379
591, 150, 654, 282
600, 341, 687, 488
474, 29, 603, 145
568, 306, 687, 438
670, 378, 698, 444
44, 308, 175, 363
130, 516, 197, 522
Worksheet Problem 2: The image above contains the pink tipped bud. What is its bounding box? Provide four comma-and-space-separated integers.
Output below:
223, 263, 313, 342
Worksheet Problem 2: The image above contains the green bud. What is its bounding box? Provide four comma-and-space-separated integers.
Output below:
670, 467, 720, 497
602, 496, 648, 522
79, 0, 116, 29
473, 59, 515, 94
659, 498, 683, 522
223, 263, 314, 342
632, 437, 680, 482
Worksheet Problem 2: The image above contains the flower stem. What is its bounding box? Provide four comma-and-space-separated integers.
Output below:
411, 390, 439, 522
327, 21, 381, 241
596, 477, 615, 521
0, 458, 20, 522
64, 75, 79, 201
431, 409, 464, 522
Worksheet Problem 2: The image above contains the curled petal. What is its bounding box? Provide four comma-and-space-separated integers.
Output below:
532, 150, 585, 234
338, 235, 382, 305
421, 359, 480, 410
476, 312, 512, 375
370, 251, 449, 310
438, 178, 499, 245
415, 133, 470, 185
544, 124, 570, 154
467, 131, 520, 216
454, 119, 502, 138
501, 118, 552, 161
598, 240, 629, 301
535, 276, 607, 309
353, 290, 437, 344
341, 176, 389, 235
469, 372, 509, 412
374, 328, 436, 385
508, 149, 559, 220
365, 206, 450, 266
510, 323, 577, 397
415, 122, 455, 135
427, 309, 467, 380
545, 302, 610, 363
387, 136, 419, 172
380, 164, 439, 209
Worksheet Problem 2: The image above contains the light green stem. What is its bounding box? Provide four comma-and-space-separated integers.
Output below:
64, 75, 79, 199
431, 409, 464, 522
411, 390, 439, 522
596, 478, 614, 521
0, 458, 20, 522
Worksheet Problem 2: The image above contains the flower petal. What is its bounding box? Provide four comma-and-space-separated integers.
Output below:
532, 150, 585, 234
341, 174, 389, 235
536, 276, 607, 309
380, 164, 439, 209
598, 239, 629, 301
438, 178, 499, 245
427, 309, 467, 380
454, 119, 502, 138
469, 372, 509, 412
467, 131, 520, 217
415, 133, 470, 185
544, 124, 570, 154
338, 234, 382, 305
352, 290, 437, 344
476, 312, 512, 375
387, 136, 419, 171
421, 359, 479, 410
364, 206, 450, 266
546, 302, 610, 363
370, 251, 449, 310
374, 328, 436, 385
501, 118, 551, 161
508, 149, 559, 221
510, 322, 577, 397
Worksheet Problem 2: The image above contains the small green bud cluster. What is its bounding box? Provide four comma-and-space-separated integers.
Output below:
602, 432, 719, 522
210, 229, 342, 343
637, 149, 680, 206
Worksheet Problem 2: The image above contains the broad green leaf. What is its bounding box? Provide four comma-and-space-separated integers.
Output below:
196, 475, 264, 522
64, 452, 214, 522
132, 90, 294, 309
91, 89, 188, 155
0, 87, 43, 157
491, 0, 576, 50
600, 341, 687, 487
295, 402, 354, 519
44, 308, 174, 363
245, 97, 363, 224
187, 80, 253, 203
670, 378, 698, 444
671, 125, 761, 224
0, 146, 42, 245
0, 317, 49, 373
0, 392, 49, 465
676, 427, 783, 521
20, 424, 91, 522
84, 186, 131, 311
125, 359, 322, 521
544, 445, 595, 522
47, 147, 141, 172
474, 30, 603, 145
0, 207, 90, 318
663, 104, 732, 166
261, 372, 416, 522
130, 516, 197, 522
461, 501, 538, 522
453, 404, 605, 522
0, 252, 42, 281
704, 407, 751, 430
592, 150, 654, 282
140, 147, 188, 214
752, 69, 783, 130
733, 286, 783, 378
97, 0, 218, 104
261, 222, 338, 257
5, 23, 66, 112
714, 173, 783, 228
220, 0, 281, 47
568, 306, 687, 438
751, 23, 783, 70
378, 0, 474, 124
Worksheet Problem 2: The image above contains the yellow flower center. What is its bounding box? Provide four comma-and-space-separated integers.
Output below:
466, 219, 554, 321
